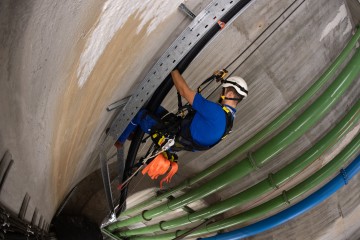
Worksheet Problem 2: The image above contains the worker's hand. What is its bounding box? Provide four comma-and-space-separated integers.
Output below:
171, 69, 180, 74
171, 69, 196, 105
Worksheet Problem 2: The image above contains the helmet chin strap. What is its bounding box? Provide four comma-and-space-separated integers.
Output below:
218, 95, 243, 103
218, 88, 244, 103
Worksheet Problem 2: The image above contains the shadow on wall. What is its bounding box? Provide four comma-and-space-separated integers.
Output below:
52, 215, 102, 240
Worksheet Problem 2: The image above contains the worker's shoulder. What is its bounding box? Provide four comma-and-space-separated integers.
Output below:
193, 93, 224, 116
193, 92, 218, 107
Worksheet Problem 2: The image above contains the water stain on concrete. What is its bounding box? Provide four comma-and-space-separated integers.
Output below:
51, 12, 152, 208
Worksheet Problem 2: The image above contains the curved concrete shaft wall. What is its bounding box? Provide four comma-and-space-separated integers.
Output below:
0, 0, 196, 225
0, 0, 359, 239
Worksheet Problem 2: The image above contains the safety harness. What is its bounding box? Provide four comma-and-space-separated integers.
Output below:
150, 69, 235, 152
173, 105, 234, 151
141, 69, 235, 188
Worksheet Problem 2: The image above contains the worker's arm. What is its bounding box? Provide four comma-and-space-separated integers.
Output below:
171, 69, 196, 105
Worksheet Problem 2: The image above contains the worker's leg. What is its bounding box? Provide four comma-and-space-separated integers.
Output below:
116, 107, 167, 147
117, 110, 147, 144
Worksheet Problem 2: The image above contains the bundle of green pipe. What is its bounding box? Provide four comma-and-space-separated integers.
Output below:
115, 27, 360, 219
131, 132, 360, 240
119, 98, 360, 237
107, 29, 360, 232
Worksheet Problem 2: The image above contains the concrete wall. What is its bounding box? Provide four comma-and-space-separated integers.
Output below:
0, 0, 359, 239
0, 0, 196, 225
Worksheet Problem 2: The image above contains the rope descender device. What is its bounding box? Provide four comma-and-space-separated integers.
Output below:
196, 68, 228, 93
214, 69, 228, 81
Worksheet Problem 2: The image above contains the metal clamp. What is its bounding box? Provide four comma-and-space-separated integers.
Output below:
268, 173, 279, 189
159, 221, 168, 231
141, 210, 152, 221
248, 152, 260, 170
340, 168, 349, 185
162, 138, 175, 151
281, 190, 291, 205
178, 3, 196, 19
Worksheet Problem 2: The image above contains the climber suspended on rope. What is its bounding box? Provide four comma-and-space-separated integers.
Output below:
115, 69, 248, 188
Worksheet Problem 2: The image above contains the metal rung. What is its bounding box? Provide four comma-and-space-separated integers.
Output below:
18, 193, 30, 220
38, 215, 43, 228
100, 151, 115, 215
0, 151, 13, 194
31, 208, 38, 226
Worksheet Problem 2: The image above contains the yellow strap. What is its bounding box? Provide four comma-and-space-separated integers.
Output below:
222, 106, 230, 113
158, 136, 165, 145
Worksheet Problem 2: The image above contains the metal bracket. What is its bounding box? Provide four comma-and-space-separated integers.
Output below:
0, 151, 13, 194
101, 212, 117, 228
38, 216, 43, 228
248, 152, 260, 170
107, 96, 131, 112
340, 168, 349, 185
31, 208, 38, 226
178, 3, 196, 19
100, 151, 115, 215
18, 193, 30, 220
268, 173, 279, 189
281, 190, 291, 205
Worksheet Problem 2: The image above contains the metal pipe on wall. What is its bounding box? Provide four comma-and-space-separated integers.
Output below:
130, 133, 360, 240
203, 155, 360, 240
118, 99, 360, 237
120, 27, 360, 218
109, 37, 360, 231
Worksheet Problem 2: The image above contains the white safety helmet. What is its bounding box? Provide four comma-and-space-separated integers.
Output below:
222, 76, 248, 99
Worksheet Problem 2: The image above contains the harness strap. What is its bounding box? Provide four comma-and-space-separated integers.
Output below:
197, 69, 228, 93
220, 95, 244, 102
173, 105, 234, 152
154, 69, 231, 152
177, 92, 183, 109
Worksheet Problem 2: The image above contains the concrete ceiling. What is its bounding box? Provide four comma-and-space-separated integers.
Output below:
0, 0, 359, 239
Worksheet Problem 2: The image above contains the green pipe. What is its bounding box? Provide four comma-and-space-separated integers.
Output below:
109, 42, 360, 231
119, 27, 360, 218
204, 133, 360, 236
130, 132, 360, 239
118, 99, 360, 236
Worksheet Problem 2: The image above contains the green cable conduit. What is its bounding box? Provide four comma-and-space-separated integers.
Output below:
130, 132, 360, 240
118, 27, 360, 219
117, 99, 360, 237
108, 37, 360, 231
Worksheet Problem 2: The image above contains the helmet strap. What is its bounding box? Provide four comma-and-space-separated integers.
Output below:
224, 96, 243, 102
219, 88, 243, 103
